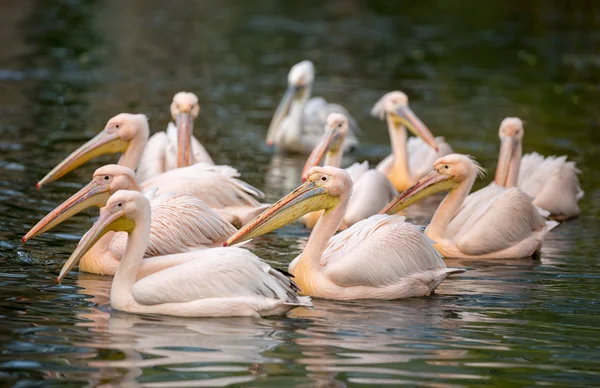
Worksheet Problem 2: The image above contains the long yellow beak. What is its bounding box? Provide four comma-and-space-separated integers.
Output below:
380, 170, 457, 215
392, 106, 439, 152
266, 85, 298, 146
22, 180, 112, 244
301, 126, 343, 181
37, 131, 129, 189
57, 208, 134, 283
224, 180, 336, 246
176, 112, 194, 168
494, 136, 518, 186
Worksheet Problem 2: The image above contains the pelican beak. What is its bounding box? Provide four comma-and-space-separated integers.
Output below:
494, 135, 518, 186
176, 112, 194, 168
393, 106, 439, 152
57, 207, 134, 283
22, 179, 112, 243
224, 180, 337, 246
380, 170, 457, 215
266, 85, 300, 146
37, 131, 129, 189
301, 126, 342, 181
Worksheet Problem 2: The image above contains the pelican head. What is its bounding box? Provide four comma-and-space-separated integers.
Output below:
301, 113, 349, 181
266, 60, 315, 146
495, 117, 524, 187
36, 114, 149, 189
225, 166, 350, 246
57, 190, 147, 283
170, 92, 200, 168
381, 154, 485, 215
24, 165, 141, 243
371, 91, 439, 152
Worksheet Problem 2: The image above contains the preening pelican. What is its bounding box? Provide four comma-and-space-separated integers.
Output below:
226, 166, 465, 300
381, 154, 558, 259
35, 113, 267, 227
24, 165, 236, 276
266, 60, 360, 154
137, 92, 214, 181
57, 190, 311, 317
494, 117, 583, 220
373, 91, 453, 192
299, 113, 397, 230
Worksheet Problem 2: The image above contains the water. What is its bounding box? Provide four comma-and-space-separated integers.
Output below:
1, 0, 600, 386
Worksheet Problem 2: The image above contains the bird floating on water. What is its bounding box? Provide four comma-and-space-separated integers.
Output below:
57, 190, 311, 317
266, 60, 360, 154
226, 166, 465, 300
381, 154, 558, 259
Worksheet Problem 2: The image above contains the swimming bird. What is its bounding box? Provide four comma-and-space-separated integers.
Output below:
226, 166, 465, 300
35, 113, 267, 227
57, 190, 311, 317
299, 113, 397, 230
24, 165, 236, 276
381, 154, 558, 259
373, 91, 453, 192
494, 117, 583, 220
137, 92, 214, 181
266, 60, 359, 154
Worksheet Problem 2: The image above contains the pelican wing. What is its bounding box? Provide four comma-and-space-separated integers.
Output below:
343, 170, 397, 227
109, 192, 237, 259
446, 183, 505, 238
344, 161, 369, 183
303, 97, 360, 151
132, 248, 307, 306
137, 132, 168, 181
518, 152, 583, 217
142, 163, 264, 209
320, 215, 445, 288
453, 187, 547, 256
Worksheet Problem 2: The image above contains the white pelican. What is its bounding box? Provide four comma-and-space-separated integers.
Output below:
381, 154, 559, 259
225, 166, 465, 300
266, 60, 360, 154
137, 92, 214, 181
299, 113, 397, 230
494, 117, 583, 220
373, 91, 453, 192
56, 190, 311, 317
24, 165, 236, 276
35, 113, 267, 227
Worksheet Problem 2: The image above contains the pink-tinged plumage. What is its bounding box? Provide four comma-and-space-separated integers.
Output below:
389, 154, 558, 260
61, 190, 311, 318
491, 118, 582, 220
372, 91, 453, 192
142, 163, 270, 227
227, 166, 465, 300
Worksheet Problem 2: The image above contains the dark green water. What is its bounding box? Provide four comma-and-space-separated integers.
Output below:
1, 0, 599, 386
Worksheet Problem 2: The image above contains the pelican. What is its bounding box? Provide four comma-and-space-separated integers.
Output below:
299, 113, 397, 230
57, 190, 311, 317
373, 91, 453, 192
35, 113, 267, 227
494, 117, 583, 220
381, 154, 559, 259
225, 166, 465, 300
266, 60, 360, 154
24, 165, 236, 276
137, 92, 214, 181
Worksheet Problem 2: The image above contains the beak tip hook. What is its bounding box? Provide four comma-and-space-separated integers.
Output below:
21, 236, 26, 244
35, 182, 41, 190
222, 241, 228, 247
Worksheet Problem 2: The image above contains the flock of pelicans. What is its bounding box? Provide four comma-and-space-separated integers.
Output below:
23, 60, 583, 318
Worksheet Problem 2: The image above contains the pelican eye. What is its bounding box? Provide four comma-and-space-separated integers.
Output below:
444, 165, 449, 169
321, 176, 328, 181
104, 175, 110, 180
115, 124, 120, 129
117, 203, 123, 207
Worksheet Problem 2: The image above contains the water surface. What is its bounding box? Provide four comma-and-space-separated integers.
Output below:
1, 1, 600, 386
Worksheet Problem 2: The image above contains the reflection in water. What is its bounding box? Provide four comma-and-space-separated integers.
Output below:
1, 0, 600, 386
